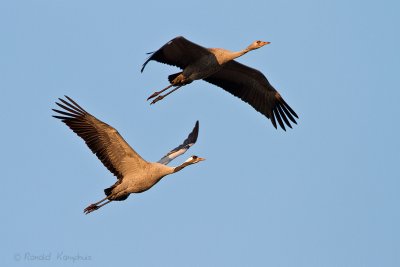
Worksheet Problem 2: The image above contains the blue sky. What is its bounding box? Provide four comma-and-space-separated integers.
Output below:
1, 0, 399, 266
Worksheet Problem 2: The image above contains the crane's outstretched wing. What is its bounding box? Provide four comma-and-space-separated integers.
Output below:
141, 36, 210, 72
204, 61, 298, 130
158, 121, 199, 165
52, 96, 147, 179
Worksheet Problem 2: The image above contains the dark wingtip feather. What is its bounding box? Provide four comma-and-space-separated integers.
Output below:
64, 95, 87, 113
280, 98, 299, 119
52, 115, 69, 120
277, 105, 292, 129
190, 120, 200, 143
55, 102, 81, 116
140, 63, 146, 73
58, 98, 84, 114
274, 109, 286, 131
141, 62, 149, 73
280, 104, 297, 125
52, 108, 75, 117
270, 112, 278, 129
141, 51, 155, 72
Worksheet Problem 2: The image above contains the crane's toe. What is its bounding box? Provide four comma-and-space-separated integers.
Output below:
83, 204, 99, 214
147, 91, 161, 101
150, 95, 164, 105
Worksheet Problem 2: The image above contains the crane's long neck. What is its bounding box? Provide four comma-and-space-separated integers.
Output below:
210, 47, 252, 65
217, 47, 252, 65
229, 48, 252, 60
173, 161, 192, 173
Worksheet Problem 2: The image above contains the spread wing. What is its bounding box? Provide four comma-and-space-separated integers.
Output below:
141, 36, 211, 72
52, 96, 147, 179
158, 121, 199, 165
204, 61, 298, 130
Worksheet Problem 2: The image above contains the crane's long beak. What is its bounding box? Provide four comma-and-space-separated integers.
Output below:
197, 157, 206, 162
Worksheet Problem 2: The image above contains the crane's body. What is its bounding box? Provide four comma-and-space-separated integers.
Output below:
105, 162, 173, 199
180, 54, 220, 81
106, 159, 196, 199
142, 36, 298, 131
52, 96, 203, 214
175, 48, 247, 82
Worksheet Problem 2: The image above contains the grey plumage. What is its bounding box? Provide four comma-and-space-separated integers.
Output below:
142, 36, 298, 131
52, 96, 204, 214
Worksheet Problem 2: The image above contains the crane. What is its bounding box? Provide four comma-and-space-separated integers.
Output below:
52, 96, 204, 214
141, 36, 298, 130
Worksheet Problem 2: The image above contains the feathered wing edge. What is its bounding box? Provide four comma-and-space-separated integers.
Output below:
141, 36, 211, 72
52, 96, 146, 179
204, 61, 298, 130
157, 121, 199, 165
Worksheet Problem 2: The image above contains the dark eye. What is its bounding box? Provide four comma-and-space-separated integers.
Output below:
192, 156, 198, 159
256, 41, 261, 44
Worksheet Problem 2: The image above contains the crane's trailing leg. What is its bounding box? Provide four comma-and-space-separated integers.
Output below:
150, 85, 183, 105
148, 72, 188, 104
147, 84, 174, 101
83, 196, 112, 214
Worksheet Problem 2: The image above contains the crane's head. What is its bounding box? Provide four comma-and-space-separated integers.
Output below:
184, 155, 205, 165
173, 155, 205, 173
247, 40, 270, 51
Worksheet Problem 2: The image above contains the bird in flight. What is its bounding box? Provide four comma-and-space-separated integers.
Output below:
141, 36, 298, 130
52, 96, 204, 214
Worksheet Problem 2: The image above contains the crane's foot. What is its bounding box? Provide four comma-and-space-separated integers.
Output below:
147, 91, 161, 101
83, 204, 99, 214
150, 95, 164, 105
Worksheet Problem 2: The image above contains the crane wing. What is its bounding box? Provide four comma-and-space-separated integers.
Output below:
141, 36, 210, 72
204, 61, 299, 130
157, 121, 199, 165
52, 96, 147, 179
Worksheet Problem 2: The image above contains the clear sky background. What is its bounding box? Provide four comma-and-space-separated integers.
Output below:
1, 0, 399, 266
